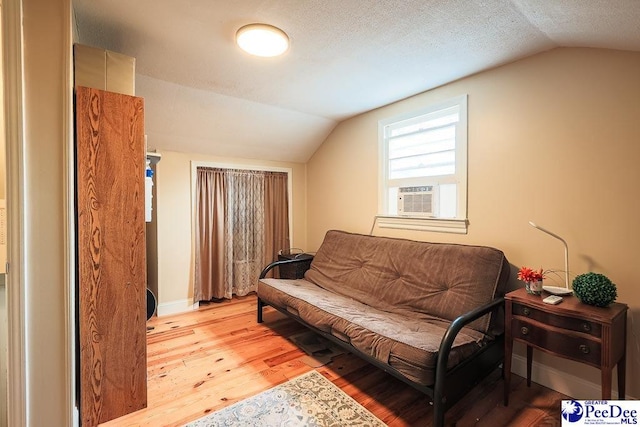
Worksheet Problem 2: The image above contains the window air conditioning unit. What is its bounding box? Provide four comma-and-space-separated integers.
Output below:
398, 186, 436, 216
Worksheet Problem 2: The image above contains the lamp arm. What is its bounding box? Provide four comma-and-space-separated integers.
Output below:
529, 221, 570, 289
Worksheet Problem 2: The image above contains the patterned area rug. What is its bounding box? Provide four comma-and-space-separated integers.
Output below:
184, 370, 386, 427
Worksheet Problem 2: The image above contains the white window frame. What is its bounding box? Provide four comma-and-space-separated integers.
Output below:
377, 95, 468, 234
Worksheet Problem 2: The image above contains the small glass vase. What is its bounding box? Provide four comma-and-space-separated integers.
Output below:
525, 280, 543, 295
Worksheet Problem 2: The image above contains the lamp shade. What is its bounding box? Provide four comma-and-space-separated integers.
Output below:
236, 23, 289, 57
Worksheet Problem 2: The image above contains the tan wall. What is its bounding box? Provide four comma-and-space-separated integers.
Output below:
155, 150, 307, 307
307, 48, 640, 398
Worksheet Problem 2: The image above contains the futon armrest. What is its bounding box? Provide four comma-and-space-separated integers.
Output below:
433, 297, 505, 398
437, 297, 505, 362
259, 258, 313, 279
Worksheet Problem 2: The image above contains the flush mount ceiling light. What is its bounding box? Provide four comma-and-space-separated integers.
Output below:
236, 23, 289, 57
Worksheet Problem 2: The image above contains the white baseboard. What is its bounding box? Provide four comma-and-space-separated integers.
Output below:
511, 354, 636, 400
157, 299, 197, 317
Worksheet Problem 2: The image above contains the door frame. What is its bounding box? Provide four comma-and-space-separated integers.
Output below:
3, 0, 76, 425
3, 0, 27, 424
189, 161, 293, 307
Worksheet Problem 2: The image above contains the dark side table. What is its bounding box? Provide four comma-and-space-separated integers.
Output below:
504, 288, 627, 405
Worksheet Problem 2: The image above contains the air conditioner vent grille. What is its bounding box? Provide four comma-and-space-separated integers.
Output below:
403, 193, 432, 213
398, 186, 435, 216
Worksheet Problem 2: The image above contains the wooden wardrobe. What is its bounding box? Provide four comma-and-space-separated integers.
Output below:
76, 86, 147, 426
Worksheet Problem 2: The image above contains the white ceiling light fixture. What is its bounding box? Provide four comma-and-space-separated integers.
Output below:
236, 23, 289, 57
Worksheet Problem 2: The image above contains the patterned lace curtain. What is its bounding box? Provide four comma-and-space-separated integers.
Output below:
224, 169, 264, 298
195, 167, 289, 301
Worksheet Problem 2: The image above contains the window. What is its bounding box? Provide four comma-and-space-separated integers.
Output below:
378, 95, 468, 233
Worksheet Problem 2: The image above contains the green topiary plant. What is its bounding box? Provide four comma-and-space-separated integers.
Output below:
572, 272, 617, 307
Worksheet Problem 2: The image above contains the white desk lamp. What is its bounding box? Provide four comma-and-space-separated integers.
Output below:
529, 221, 573, 295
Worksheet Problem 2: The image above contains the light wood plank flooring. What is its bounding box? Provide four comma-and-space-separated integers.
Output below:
100, 294, 568, 426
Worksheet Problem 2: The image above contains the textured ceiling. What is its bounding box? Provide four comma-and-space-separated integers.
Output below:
73, 0, 640, 162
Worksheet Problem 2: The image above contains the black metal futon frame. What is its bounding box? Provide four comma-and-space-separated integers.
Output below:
257, 257, 505, 427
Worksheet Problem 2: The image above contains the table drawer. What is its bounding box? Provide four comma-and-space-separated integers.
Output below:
513, 303, 601, 338
512, 318, 601, 365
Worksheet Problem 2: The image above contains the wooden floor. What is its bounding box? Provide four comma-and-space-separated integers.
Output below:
100, 294, 568, 426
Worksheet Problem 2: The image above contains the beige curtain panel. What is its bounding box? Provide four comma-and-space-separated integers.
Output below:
195, 168, 226, 301
263, 171, 290, 276
195, 167, 289, 301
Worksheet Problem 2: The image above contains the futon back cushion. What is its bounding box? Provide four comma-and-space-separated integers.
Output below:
304, 230, 509, 334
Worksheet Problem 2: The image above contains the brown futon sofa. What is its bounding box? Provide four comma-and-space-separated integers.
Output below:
257, 230, 510, 426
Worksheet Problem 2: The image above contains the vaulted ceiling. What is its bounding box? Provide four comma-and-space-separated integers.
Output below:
73, 0, 640, 162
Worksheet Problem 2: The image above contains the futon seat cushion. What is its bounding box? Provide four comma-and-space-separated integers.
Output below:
259, 278, 488, 386
304, 230, 509, 334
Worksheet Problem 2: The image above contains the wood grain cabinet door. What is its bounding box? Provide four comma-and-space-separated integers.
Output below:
76, 86, 147, 426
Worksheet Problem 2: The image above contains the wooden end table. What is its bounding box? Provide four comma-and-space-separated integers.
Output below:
504, 288, 627, 405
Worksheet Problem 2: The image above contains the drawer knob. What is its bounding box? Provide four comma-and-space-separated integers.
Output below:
521, 327, 529, 335
582, 323, 592, 332
579, 344, 590, 354
523, 308, 531, 316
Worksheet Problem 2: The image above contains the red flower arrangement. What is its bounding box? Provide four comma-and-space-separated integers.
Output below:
517, 266, 544, 283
